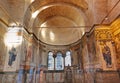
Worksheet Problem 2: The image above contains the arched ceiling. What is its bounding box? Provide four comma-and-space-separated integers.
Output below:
24, 0, 88, 28
38, 15, 84, 45
33, 4, 85, 27
0, 0, 90, 45
31, 0, 88, 12
0, 0, 119, 45
23, 0, 89, 45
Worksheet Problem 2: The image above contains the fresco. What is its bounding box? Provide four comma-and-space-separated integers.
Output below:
87, 32, 98, 65
8, 46, 17, 66
99, 41, 116, 70
81, 35, 89, 69
0, 36, 6, 71
0, 22, 6, 71
32, 44, 38, 64
26, 44, 32, 64
96, 41, 102, 68
101, 41, 112, 68
114, 33, 120, 66
95, 28, 117, 70
4, 45, 21, 71
20, 38, 27, 65
20, 33, 34, 70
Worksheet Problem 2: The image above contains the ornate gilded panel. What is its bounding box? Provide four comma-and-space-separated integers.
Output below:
95, 28, 112, 41
114, 33, 120, 66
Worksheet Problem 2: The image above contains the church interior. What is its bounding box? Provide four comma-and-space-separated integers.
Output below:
0, 0, 120, 83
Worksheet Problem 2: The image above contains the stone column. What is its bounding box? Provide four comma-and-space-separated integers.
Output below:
53, 53, 56, 70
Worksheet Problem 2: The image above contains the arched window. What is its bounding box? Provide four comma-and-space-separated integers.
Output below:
48, 51, 54, 70
65, 51, 71, 66
55, 52, 64, 70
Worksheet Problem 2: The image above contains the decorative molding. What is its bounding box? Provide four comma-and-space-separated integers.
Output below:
95, 28, 112, 41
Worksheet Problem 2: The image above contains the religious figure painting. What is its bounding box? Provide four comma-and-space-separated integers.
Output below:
101, 41, 112, 68
4, 46, 20, 71
8, 46, 17, 66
